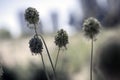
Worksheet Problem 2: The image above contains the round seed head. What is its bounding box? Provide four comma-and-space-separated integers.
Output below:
55, 29, 69, 48
29, 36, 43, 55
25, 7, 39, 24
83, 17, 101, 39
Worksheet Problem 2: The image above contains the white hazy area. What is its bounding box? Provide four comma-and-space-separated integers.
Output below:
0, 0, 107, 38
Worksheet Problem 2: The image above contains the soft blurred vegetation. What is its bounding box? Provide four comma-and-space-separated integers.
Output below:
0, 29, 11, 40
0, 0, 120, 79
1, 28, 120, 80
0, 32, 89, 80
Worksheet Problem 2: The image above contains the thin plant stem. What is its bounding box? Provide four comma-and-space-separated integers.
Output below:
34, 24, 38, 36
60, 49, 66, 71
34, 24, 56, 79
33, 24, 50, 80
38, 34, 57, 80
90, 38, 94, 80
40, 53, 50, 80
55, 48, 60, 70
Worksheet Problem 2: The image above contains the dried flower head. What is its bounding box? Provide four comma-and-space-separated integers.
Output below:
83, 17, 101, 39
29, 36, 43, 55
55, 29, 68, 48
25, 7, 39, 24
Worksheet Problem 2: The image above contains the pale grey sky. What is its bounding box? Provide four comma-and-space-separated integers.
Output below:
0, 0, 108, 38
0, 0, 83, 38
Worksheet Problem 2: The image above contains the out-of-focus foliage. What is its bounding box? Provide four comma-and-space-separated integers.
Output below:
0, 29, 11, 39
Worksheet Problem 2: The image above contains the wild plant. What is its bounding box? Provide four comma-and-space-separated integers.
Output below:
82, 17, 101, 80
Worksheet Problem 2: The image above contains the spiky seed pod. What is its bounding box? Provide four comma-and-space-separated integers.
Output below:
29, 36, 43, 55
83, 17, 101, 39
55, 29, 68, 48
25, 7, 39, 24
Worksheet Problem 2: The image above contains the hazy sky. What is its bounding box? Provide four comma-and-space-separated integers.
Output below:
0, 0, 108, 38
0, 0, 83, 38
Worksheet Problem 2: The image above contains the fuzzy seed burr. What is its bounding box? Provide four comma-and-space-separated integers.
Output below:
25, 7, 39, 24
55, 29, 68, 48
83, 17, 101, 39
29, 36, 43, 55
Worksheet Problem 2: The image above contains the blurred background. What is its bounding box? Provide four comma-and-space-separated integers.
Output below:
0, 0, 120, 80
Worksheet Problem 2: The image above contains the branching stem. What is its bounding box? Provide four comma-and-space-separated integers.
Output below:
38, 34, 57, 80
34, 24, 51, 80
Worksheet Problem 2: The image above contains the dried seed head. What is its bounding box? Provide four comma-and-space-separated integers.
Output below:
29, 36, 43, 55
25, 7, 39, 24
55, 29, 68, 48
83, 17, 101, 39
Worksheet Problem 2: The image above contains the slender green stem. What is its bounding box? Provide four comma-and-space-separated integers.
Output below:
34, 24, 56, 79
34, 24, 38, 36
40, 53, 50, 80
38, 34, 57, 80
60, 49, 66, 71
90, 38, 93, 80
55, 48, 60, 70
33, 24, 50, 80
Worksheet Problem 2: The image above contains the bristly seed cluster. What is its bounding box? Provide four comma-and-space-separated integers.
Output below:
83, 17, 101, 39
55, 29, 69, 49
29, 36, 43, 55
25, 7, 39, 24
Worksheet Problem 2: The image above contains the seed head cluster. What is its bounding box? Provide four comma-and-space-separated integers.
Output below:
29, 36, 43, 55
25, 7, 39, 24
55, 29, 68, 48
83, 17, 101, 39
